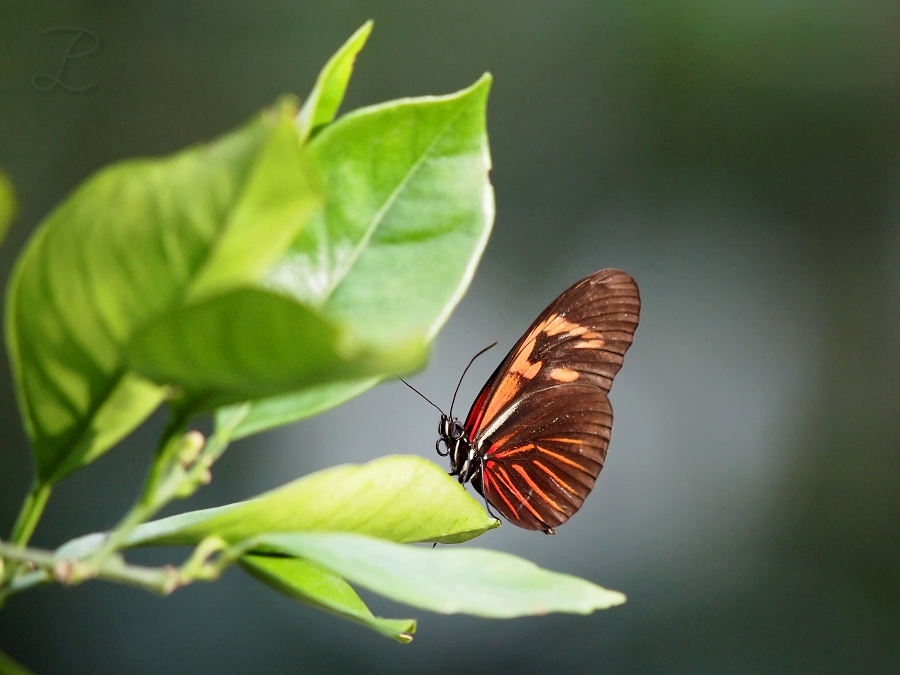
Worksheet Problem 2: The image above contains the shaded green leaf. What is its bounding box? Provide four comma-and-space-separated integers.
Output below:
230, 73, 495, 437
296, 21, 373, 142
0, 649, 35, 675
0, 172, 15, 248
125, 288, 424, 411
258, 532, 627, 618
127, 455, 498, 546
241, 554, 415, 642
5, 103, 318, 485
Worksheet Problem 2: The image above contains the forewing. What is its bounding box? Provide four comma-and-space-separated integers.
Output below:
467, 268, 640, 530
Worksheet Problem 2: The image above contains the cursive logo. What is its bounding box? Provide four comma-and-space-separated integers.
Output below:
32, 26, 100, 92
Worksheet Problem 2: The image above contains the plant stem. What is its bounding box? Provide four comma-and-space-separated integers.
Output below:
83, 501, 154, 565
142, 404, 193, 501
0, 540, 65, 568
7, 570, 51, 595
86, 403, 247, 565
1, 482, 53, 603
8, 483, 51, 547
0, 539, 181, 596
84, 408, 193, 565
1, 405, 250, 610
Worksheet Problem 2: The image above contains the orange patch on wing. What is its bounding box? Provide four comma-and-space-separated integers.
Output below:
480, 373, 521, 428
479, 312, 591, 430
511, 464, 562, 512
522, 360, 543, 379
519, 312, 563, 350
509, 338, 536, 375
522, 320, 546, 347
575, 339, 606, 348
549, 368, 579, 382
544, 314, 581, 337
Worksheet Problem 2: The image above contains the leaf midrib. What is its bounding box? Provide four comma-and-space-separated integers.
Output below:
316, 98, 471, 304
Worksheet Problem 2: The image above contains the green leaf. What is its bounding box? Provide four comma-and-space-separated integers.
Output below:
0, 172, 15, 248
187, 98, 321, 302
5, 102, 319, 485
126, 455, 498, 546
221, 378, 376, 441
257, 532, 627, 618
280, 73, 493, 344
296, 21, 373, 142
125, 288, 424, 410
230, 73, 495, 438
241, 554, 415, 642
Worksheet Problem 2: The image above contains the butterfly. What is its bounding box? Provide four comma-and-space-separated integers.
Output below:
406, 268, 640, 534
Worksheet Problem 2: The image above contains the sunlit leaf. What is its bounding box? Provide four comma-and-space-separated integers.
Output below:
257, 532, 627, 618
4, 102, 318, 485
296, 21, 373, 142
227, 73, 495, 437
241, 555, 415, 642
125, 288, 424, 411
126, 455, 498, 546
186, 99, 321, 302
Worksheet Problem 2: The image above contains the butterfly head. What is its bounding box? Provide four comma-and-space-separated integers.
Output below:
440, 415, 465, 439
436, 415, 475, 481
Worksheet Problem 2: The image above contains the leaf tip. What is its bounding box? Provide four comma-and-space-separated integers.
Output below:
454, 72, 492, 111
270, 94, 302, 121
591, 587, 627, 611
607, 590, 627, 607
471, 72, 493, 96
338, 20, 373, 69
357, 19, 375, 39
394, 619, 416, 643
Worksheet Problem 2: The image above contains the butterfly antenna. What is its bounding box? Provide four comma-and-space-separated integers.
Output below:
396, 376, 445, 416
449, 342, 498, 418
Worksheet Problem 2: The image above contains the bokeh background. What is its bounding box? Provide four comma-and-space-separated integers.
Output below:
2, 2, 898, 673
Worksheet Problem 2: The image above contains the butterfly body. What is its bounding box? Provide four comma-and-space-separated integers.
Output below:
436, 268, 641, 534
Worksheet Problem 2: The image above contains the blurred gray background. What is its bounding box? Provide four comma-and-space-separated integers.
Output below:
1, 2, 898, 673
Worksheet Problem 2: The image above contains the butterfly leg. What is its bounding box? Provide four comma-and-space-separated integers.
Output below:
482, 493, 498, 520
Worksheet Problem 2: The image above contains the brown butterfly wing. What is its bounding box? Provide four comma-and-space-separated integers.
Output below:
466, 269, 640, 531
